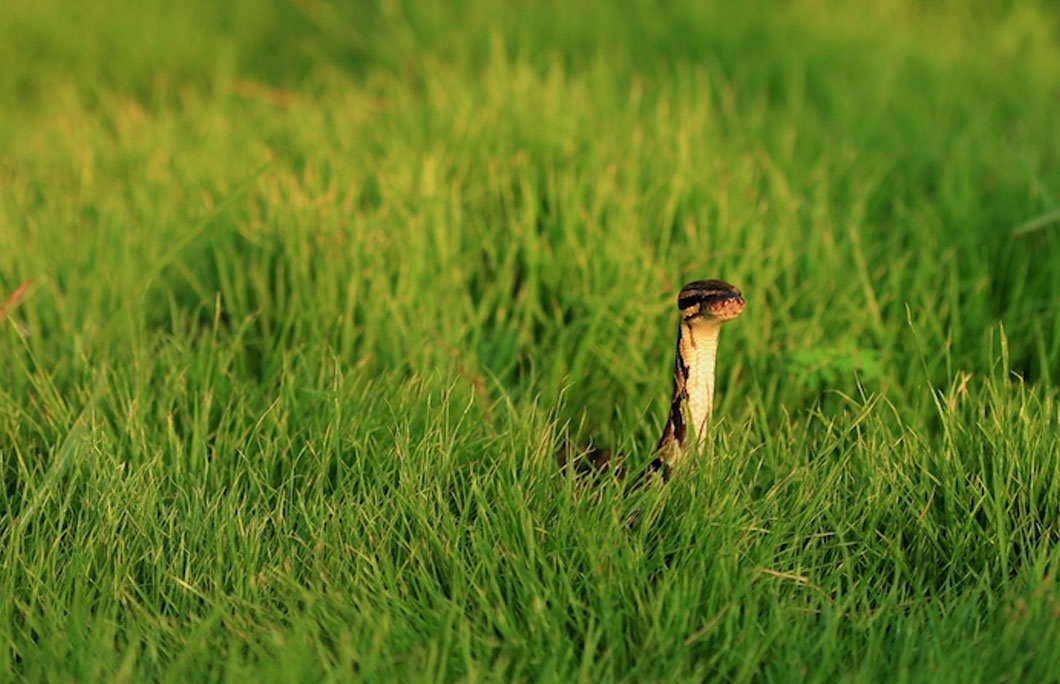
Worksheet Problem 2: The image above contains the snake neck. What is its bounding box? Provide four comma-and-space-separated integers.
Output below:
652, 317, 722, 476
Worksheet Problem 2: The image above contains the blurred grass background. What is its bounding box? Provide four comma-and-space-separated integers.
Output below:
2, 0, 1060, 681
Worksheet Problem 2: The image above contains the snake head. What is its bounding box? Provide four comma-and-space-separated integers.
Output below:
678, 279, 745, 322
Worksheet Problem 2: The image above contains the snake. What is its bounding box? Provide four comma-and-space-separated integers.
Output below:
558, 279, 745, 484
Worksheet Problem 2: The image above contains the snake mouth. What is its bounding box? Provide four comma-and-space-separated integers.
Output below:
706, 292, 745, 321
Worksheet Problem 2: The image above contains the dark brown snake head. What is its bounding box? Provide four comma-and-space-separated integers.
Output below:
678, 279, 745, 322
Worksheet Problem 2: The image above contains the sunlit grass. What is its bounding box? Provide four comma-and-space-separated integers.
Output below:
2, 0, 1060, 680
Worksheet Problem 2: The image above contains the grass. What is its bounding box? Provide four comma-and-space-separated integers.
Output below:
2, 0, 1060, 680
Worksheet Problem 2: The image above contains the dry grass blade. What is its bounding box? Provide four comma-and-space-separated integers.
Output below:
0, 279, 31, 323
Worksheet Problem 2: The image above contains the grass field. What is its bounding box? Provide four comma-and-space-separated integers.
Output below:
3, 0, 1060, 680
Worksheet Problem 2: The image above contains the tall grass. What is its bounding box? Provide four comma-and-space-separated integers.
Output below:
2, 0, 1059, 680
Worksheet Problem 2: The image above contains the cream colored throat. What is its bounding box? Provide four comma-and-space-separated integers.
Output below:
679, 318, 721, 444
645, 317, 724, 479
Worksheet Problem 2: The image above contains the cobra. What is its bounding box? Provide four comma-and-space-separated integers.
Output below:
558, 279, 745, 483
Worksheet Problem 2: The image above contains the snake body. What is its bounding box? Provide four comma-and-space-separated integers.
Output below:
560, 279, 745, 483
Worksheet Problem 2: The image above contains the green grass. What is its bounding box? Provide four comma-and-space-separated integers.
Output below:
2, 0, 1060, 680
